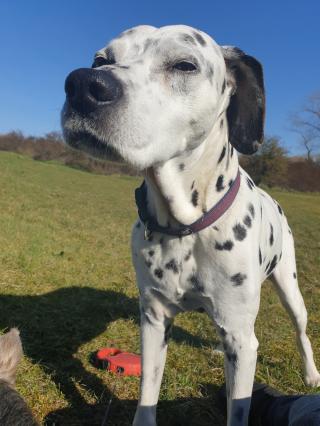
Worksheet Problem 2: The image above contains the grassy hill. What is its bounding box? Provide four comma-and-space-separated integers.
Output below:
0, 151, 319, 425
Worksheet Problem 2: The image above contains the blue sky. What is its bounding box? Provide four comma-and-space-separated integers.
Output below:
1, 0, 319, 154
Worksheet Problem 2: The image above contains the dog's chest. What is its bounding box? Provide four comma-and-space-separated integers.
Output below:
131, 223, 231, 312
140, 234, 196, 286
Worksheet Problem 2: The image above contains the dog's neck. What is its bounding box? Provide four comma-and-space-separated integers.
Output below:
144, 113, 239, 227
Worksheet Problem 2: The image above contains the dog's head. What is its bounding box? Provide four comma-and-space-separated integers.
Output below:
0, 328, 23, 387
62, 25, 265, 169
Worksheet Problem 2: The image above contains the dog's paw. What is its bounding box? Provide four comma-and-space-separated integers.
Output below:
305, 373, 320, 387
133, 408, 157, 426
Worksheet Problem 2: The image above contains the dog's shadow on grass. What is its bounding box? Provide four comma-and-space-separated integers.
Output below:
0, 286, 221, 425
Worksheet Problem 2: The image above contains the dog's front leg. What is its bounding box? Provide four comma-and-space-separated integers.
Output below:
222, 327, 258, 426
133, 304, 172, 426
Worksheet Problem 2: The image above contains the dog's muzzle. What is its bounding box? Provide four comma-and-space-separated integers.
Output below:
64, 68, 123, 115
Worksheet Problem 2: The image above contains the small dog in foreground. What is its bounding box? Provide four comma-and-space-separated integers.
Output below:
0, 328, 38, 426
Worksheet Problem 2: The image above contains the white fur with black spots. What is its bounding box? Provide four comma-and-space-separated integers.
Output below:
62, 25, 320, 426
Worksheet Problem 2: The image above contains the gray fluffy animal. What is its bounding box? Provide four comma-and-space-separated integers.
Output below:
0, 328, 38, 426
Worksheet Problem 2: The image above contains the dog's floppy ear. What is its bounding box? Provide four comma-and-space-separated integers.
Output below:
222, 46, 265, 155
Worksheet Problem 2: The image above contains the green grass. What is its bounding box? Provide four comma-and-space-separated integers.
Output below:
0, 151, 319, 425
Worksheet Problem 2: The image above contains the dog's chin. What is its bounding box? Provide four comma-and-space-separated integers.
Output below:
64, 130, 122, 162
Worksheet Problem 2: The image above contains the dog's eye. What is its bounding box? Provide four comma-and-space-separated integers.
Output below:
172, 61, 197, 72
92, 56, 115, 68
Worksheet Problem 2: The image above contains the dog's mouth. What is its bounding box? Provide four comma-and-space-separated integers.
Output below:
65, 130, 122, 161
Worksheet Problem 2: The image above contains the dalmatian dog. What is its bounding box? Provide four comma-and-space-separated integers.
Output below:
62, 25, 320, 426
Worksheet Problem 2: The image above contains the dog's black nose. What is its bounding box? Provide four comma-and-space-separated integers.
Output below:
64, 68, 122, 114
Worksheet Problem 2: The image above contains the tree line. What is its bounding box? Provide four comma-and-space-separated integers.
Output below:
0, 92, 319, 191
240, 91, 320, 191
240, 137, 320, 192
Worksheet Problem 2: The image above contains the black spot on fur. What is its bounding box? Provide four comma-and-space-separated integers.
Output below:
231, 146, 234, 157
243, 215, 252, 228
191, 190, 199, 206
148, 250, 154, 257
248, 203, 255, 218
184, 250, 192, 261
260, 205, 263, 218
125, 29, 135, 36
213, 226, 219, 231
219, 327, 227, 337
246, 177, 254, 190
228, 179, 233, 187
191, 180, 195, 190
269, 224, 274, 246
277, 202, 283, 215
267, 255, 278, 274
293, 272, 297, 279
207, 65, 214, 82
215, 240, 234, 251
230, 273, 247, 286
221, 79, 226, 94
193, 31, 206, 46
191, 130, 206, 140
288, 228, 292, 235
143, 38, 157, 52
189, 275, 204, 292
226, 351, 238, 363
144, 38, 152, 50
179, 163, 185, 171
180, 33, 196, 45
220, 119, 224, 129
259, 248, 262, 265
154, 268, 163, 279
266, 255, 278, 275
153, 366, 160, 382
145, 260, 152, 268
216, 175, 225, 192
235, 407, 244, 422
233, 224, 247, 241
218, 146, 226, 163
165, 259, 179, 274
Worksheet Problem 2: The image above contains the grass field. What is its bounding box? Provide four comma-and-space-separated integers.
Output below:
0, 151, 319, 425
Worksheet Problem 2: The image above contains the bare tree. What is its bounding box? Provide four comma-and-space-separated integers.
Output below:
44, 131, 64, 143
290, 91, 320, 160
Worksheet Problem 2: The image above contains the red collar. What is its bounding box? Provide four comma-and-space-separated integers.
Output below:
135, 169, 241, 240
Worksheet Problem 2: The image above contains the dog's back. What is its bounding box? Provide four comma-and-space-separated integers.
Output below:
0, 329, 38, 426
